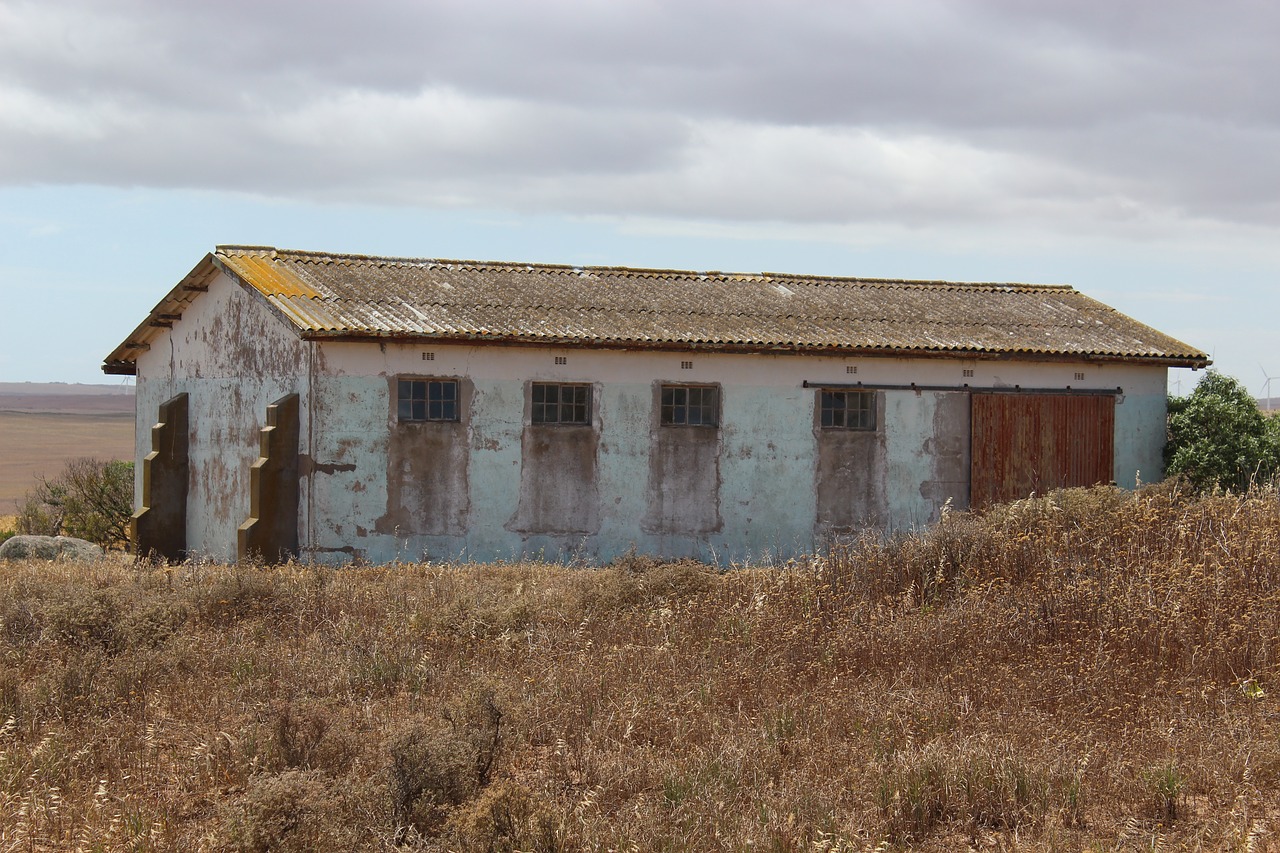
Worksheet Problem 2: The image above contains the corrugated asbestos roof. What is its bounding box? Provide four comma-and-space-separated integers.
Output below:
102, 246, 1210, 374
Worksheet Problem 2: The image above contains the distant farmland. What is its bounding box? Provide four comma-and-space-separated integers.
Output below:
0, 385, 134, 513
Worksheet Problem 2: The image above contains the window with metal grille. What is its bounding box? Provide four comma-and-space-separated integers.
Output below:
661, 385, 719, 426
531, 382, 591, 425
398, 379, 459, 422
820, 389, 875, 430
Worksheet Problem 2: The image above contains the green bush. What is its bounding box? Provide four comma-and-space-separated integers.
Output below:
1166, 371, 1280, 491
16, 458, 134, 549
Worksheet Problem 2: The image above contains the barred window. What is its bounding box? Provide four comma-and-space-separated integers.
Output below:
820, 390, 875, 430
531, 382, 591, 425
398, 379, 459, 422
661, 385, 719, 427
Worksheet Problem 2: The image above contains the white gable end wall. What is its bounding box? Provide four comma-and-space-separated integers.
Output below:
134, 271, 310, 560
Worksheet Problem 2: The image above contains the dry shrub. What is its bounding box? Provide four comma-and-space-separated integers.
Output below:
388, 687, 504, 841
21, 585, 188, 656
388, 721, 479, 839
0, 666, 21, 721
585, 555, 719, 610
0, 597, 42, 646
122, 596, 190, 647
42, 648, 107, 722
877, 738, 1075, 841
270, 700, 332, 771
197, 566, 284, 624
47, 589, 125, 649
445, 779, 561, 853
267, 699, 361, 773
221, 770, 361, 852
436, 596, 538, 639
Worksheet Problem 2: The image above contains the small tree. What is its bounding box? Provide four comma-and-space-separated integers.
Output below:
16, 458, 134, 550
1166, 371, 1280, 492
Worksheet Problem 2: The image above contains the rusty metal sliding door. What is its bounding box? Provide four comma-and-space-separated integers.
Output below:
970, 393, 1115, 508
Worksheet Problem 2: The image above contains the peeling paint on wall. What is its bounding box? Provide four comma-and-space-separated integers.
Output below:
134, 271, 308, 559
643, 382, 721, 535
881, 391, 971, 527
508, 422, 600, 536
376, 377, 473, 537
814, 390, 888, 531
921, 391, 971, 514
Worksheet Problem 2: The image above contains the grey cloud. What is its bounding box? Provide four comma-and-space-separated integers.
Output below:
1, 0, 1278, 233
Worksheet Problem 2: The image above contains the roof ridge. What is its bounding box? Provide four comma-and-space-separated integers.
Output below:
214, 245, 1073, 290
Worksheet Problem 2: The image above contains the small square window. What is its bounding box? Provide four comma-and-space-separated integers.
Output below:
555, 356, 567, 365
680, 361, 694, 370
820, 389, 875, 430
846, 365, 857, 374
531, 382, 591, 425
1074, 372, 1085, 381
422, 352, 435, 361
398, 379, 459, 422
963, 368, 974, 378
661, 385, 719, 426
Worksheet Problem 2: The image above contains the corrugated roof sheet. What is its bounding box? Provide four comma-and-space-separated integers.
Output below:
102, 246, 1210, 374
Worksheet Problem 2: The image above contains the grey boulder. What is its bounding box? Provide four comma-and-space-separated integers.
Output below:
0, 535, 105, 561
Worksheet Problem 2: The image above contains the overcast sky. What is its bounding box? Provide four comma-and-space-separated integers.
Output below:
1, 0, 1276, 393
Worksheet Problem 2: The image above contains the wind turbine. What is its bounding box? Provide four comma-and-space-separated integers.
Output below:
1260, 364, 1278, 412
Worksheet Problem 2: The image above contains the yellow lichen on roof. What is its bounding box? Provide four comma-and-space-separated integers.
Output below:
218, 250, 322, 299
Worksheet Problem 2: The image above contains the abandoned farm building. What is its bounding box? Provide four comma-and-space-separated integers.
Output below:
103, 246, 1208, 564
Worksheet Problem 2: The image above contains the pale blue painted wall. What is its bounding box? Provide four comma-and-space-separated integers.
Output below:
300, 378, 993, 564
1113, 391, 1169, 489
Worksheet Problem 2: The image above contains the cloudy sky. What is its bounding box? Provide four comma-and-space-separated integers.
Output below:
1, 0, 1276, 393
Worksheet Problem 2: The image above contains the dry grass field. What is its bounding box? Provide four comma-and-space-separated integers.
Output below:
1, 483, 1278, 851
0, 411, 134, 514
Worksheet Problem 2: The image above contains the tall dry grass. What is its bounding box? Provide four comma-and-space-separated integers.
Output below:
1, 482, 1278, 851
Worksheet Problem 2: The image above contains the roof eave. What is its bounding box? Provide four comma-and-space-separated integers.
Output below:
298, 330, 1210, 366
99, 253, 221, 374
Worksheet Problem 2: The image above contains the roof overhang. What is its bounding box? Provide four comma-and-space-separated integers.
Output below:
102, 254, 222, 376
296, 329, 1212, 369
